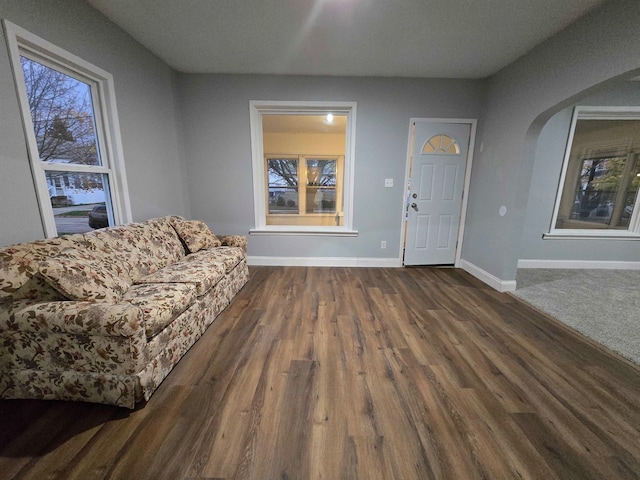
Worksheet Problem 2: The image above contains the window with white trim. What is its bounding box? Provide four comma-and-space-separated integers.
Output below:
4, 21, 131, 237
550, 107, 640, 238
249, 101, 357, 235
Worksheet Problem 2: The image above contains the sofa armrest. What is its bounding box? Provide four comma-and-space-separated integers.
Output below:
221, 235, 247, 253
9, 301, 144, 338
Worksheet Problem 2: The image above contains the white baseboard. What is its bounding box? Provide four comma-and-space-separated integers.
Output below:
247, 256, 403, 268
459, 259, 517, 292
517, 259, 640, 270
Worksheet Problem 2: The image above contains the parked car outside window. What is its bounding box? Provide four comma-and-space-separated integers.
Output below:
88, 204, 108, 229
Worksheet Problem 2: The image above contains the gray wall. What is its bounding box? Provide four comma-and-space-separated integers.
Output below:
462, 0, 640, 281
176, 74, 484, 259
0, 0, 189, 247
519, 81, 640, 262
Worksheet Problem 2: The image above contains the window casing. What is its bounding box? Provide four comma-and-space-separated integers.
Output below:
549, 107, 640, 239
249, 101, 357, 236
4, 21, 131, 237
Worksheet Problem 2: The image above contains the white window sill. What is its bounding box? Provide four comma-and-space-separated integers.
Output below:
543, 231, 640, 240
250, 227, 358, 237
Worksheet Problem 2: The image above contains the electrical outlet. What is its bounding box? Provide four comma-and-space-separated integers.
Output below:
381, 240, 387, 249
384, 178, 393, 188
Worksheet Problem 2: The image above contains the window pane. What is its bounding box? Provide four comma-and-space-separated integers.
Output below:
306, 159, 336, 186
47, 171, 110, 234
306, 159, 337, 214
620, 154, 640, 228
570, 156, 625, 226
555, 118, 640, 230
267, 158, 298, 214
20, 56, 102, 166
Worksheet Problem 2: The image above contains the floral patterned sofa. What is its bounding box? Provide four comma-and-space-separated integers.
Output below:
0, 216, 248, 408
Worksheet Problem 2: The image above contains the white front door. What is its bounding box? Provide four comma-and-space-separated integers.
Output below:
404, 121, 471, 266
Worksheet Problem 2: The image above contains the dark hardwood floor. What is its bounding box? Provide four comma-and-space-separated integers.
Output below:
1, 266, 640, 479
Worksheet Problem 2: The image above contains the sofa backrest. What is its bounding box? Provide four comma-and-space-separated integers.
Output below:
0, 216, 186, 302
85, 216, 186, 283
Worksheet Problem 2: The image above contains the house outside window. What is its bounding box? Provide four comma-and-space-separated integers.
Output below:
550, 107, 640, 238
249, 101, 357, 236
4, 21, 131, 237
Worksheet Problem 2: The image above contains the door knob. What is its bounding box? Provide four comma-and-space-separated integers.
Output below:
411, 203, 418, 211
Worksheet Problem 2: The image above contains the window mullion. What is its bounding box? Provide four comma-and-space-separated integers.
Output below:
298, 155, 306, 215
41, 163, 111, 174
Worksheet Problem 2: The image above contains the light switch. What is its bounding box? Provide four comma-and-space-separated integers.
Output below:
385, 178, 393, 188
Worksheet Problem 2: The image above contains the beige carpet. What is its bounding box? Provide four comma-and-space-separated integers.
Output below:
513, 269, 640, 365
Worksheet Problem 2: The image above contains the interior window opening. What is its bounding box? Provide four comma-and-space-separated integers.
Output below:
250, 102, 357, 234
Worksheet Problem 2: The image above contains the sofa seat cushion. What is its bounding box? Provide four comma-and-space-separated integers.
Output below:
121, 283, 197, 339
135, 259, 226, 297
184, 247, 244, 274
39, 248, 130, 303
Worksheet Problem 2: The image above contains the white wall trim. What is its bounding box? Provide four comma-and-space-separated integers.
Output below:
460, 259, 517, 292
248, 256, 402, 268
518, 259, 640, 270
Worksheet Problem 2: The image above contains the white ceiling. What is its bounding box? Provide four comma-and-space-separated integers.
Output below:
85, 0, 608, 79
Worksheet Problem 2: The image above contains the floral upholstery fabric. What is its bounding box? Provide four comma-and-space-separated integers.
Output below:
0, 216, 248, 408
0, 298, 49, 326
39, 248, 130, 303
9, 301, 145, 337
135, 259, 226, 296
170, 218, 222, 252
9, 275, 66, 303
92, 223, 165, 282
221, 235, 247, 252
0, 329, 144, 375
0, 369, 142, 408
184, 246, 245, 273
142, 217, 187, 261
0, 236, 75, 300
122, 283, 197, 339
2, 302, 148, 376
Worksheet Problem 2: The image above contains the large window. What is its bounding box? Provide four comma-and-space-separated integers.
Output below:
250, 102, 357, 235
550, 107, 640, 237
4, 21, 131, 237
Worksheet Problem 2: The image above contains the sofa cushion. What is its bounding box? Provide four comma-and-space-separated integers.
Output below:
135, 259, 226, 296
69, 232, 137, 283
92, 222, 176, 282
142, 217, 187, 261
39, 248, 130, 303
170, 218, 221, 253
221, 235, 248, 252
184, 247, 244, 273
0, 236, 76, 300
121, 283, 197, 339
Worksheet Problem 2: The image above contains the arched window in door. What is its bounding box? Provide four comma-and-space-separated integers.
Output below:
422, 134, 460, 155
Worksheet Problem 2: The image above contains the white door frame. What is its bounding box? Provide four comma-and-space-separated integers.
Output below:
400, 118, 477, 267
